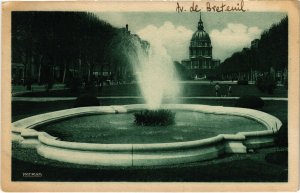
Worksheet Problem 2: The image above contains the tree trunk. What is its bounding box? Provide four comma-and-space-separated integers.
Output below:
37, 56, 43, 84
25, 48, 33, 90
87, 62, 91, 82
62, 61, 67, 83
78, 58, 82, 79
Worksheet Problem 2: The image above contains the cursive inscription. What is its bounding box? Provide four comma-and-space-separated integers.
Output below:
176, 0, 246, 13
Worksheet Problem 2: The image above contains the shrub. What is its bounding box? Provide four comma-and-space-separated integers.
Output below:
235, 95, 264, 109
134, 109, 175, 126
74, 94, 99, 108
274, 121, 288, 147
85, 79, 98, 90
256, 76, 277, 94
265, 151, 288, 165
237, 80, 248, 85
66, 77, 82, 93
25, 79, 32, 90
45, 81, 54, 92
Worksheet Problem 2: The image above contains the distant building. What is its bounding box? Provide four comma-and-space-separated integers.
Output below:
182, 13, 219, 79
212, 59, 220, 68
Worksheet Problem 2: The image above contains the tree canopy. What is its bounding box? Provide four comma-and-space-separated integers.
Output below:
12, 11, 146, 85
217, 16, 288, 76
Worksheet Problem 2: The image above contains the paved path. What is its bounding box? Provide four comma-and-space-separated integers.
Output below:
12, 96, 288, 102
12, 81, 286, 97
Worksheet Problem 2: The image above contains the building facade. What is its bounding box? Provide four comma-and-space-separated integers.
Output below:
182, 14, 220, 79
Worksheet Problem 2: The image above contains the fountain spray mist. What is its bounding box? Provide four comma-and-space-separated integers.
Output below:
120, 31, 180, 109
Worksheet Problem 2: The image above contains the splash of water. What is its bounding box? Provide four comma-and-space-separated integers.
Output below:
121, 33, 180, 109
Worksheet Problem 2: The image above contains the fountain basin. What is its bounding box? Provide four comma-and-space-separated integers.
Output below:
12, 104, 282, 166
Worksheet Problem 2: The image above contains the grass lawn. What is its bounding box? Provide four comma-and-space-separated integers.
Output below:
12, 142, 287, 182
11, 98, 288, 182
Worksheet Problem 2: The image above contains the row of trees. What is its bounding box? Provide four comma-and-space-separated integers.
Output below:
12, 12, 146, 87
217, 16, 288, 82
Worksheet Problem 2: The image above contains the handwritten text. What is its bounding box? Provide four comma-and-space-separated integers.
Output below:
176, 0, 246, 13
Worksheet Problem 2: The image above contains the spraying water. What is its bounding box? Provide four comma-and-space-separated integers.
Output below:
116, 29, 180, 109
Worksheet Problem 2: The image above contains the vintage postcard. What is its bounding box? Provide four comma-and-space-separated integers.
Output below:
1, 0, 299, 192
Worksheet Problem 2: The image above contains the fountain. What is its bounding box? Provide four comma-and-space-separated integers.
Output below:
114, 27, 180, 109
12, 26, 282, 167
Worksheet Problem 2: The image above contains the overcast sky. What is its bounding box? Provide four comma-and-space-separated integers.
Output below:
96, 12, 286, 62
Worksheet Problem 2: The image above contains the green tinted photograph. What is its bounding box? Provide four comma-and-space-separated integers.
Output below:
11, 9, 288, 182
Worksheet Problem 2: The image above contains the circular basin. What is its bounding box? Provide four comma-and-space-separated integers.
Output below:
36, 111, 266, 144
12, 104, 282, 166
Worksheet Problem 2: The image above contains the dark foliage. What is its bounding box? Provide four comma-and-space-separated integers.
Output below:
235, 95, 264, 109
74, 94, 99, 108
134, 109, 175, 126
12, 12, 149, 86
12, 12, 117, 85
217, 17, 288, 80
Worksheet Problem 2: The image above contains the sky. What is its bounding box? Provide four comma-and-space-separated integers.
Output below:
96, 12, 286, 62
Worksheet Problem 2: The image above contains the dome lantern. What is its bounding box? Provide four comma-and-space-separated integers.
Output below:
198, 12, 204, 30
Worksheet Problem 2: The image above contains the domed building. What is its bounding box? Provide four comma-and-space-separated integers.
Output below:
182, 13, 220, 79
